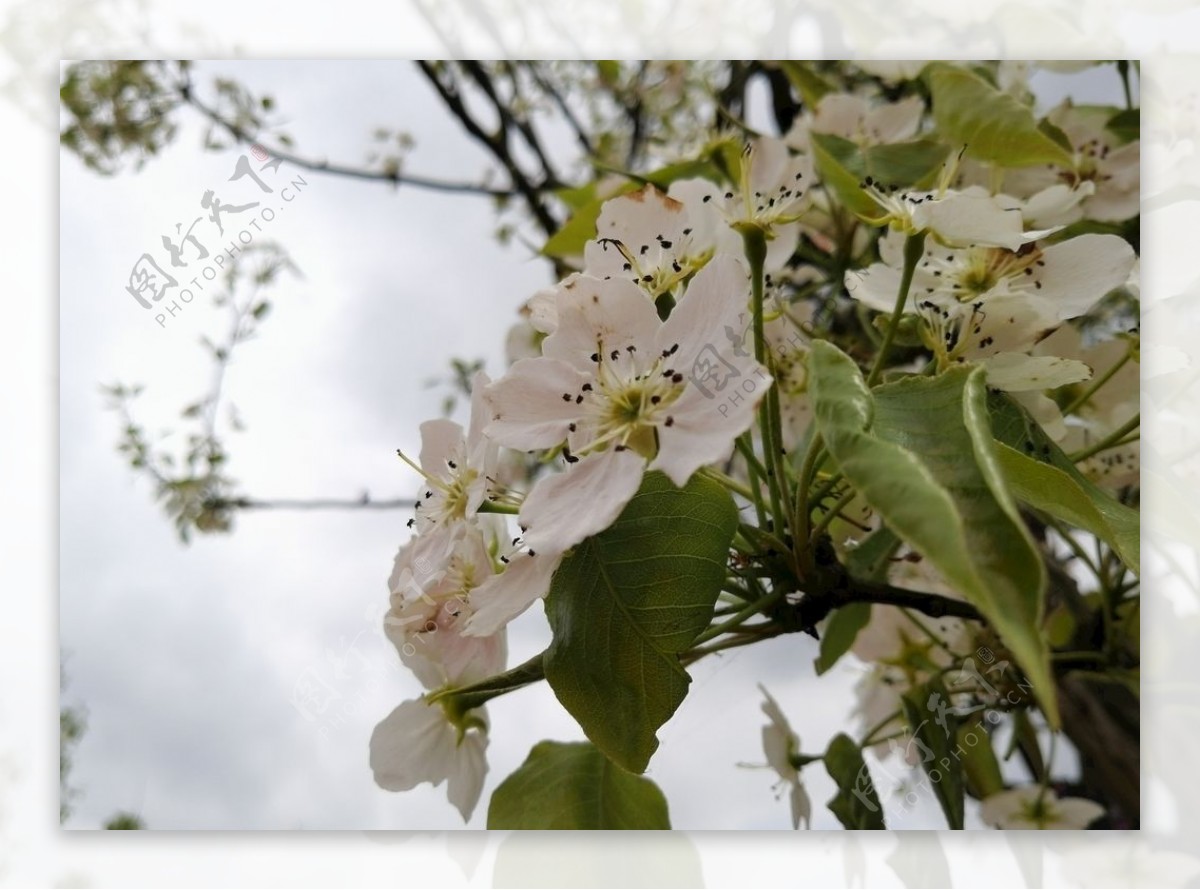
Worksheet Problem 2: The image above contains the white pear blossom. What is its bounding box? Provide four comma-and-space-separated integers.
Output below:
583, 182, 732, 300
859, 180, 1060, 250
464, 255, 770, 635
759, 685, 812, 829
849, 231, 1136, 390
401, 371, 500, 535
370, 697, 489, 821
684, 137, 814, 269
385, 522, 507, 690
980, 786, 1105, 830
1005, 101, 1140, 223
788, 93, 924, 150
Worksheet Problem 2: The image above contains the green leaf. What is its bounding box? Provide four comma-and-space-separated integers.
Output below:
810, 133, 951, 220
845, 525, 901, 582
956, 717, 1005, 799
778, 61, 835, 108
487, 741, 670, 829
866, 140, 952, 189
1106, 108, 1140, 144
810, 132, 877, 218
814, 601, 872, 675
807, 341, 1058, 727
824, 733, 886, 829
900, 678, 965, 829
986, 392, 1139, 575
927, 64, 1074, 167
541, 184, 636, 259
543, 471, 738, 773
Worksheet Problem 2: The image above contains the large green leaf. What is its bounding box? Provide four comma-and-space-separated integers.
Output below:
987, 392, 1139, 575
807, 341, 1058, 726
824, 733, 886, 829
487, 741, 670, 829
927, 64, 1074, 167
900, 678, 965, 829
543, 471, 738, 773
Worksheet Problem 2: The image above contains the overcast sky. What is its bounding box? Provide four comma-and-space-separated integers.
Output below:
58, 60, 1130, 832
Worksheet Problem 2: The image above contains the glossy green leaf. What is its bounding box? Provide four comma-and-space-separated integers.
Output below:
987, 392, 1139, 575
927, 64, 1074, 167
543, 471, 738, 773
814, 601, 872, 675
807, 341, 1058, 727
487, 741, 670, 829
900, 677, 965, 829
824, 733, 886, 829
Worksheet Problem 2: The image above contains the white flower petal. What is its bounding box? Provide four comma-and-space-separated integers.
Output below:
1037, 234, 1137, 320
462, 550, 560, 637
484, 358, 590, 450
790, 780, 813, 830
650, 370, 768, 487
847, 262, 906, 313
419, 419, 464, 475
445, 725, 490, 821
918, 193, 1030, 249
522, 449, 646, 554
369, 698, 457, 793
542, 275, 662, 372
656, 253, 750, 362
981, 353, 1093, 392
1050, 797, 1106, 830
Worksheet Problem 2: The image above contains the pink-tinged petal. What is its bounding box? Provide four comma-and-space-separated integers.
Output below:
542, 276, 661, 372
484, 358, 590, 451
370, 698, 456, 792
419, 419, 465, 475
651, 364, 771, 487
521, 449, 647, 554
1037, 234, 1136, 320
656, 253, 750, 360
462, 551, 561, 637
980, 353, 1092, 392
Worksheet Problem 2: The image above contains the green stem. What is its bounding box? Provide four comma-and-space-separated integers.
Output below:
692, 585, 786, 646
1062, 348, 1132, 416
867, 232, 926, 387
701, 466, 756, 502
426, 651, 545, 711
809, 486, 857, 543
736, 434, 770, 530
1069, 412, 1140, 463
741, 225, 791, 538
1117, 60, 1134, 111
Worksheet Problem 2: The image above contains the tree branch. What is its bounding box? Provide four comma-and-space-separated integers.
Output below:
415, 61, 560, 238
178, 79, 518, 199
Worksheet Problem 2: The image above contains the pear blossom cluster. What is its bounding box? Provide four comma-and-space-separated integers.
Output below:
371, 61, 1140, 830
